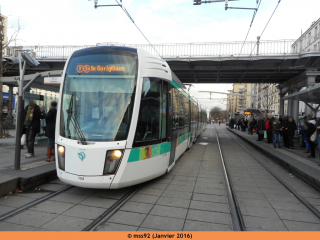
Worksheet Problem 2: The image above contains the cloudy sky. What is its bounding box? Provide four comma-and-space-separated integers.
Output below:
1, 0, 320, 110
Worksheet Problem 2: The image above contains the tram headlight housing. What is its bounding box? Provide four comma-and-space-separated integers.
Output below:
57, 145, 65, 171
104, 150, 124, 174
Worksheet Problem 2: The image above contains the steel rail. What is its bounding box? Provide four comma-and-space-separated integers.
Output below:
225, 128, 320, 220
0, 185, 73, 221
83, 184, 144, 231
214, 125, 245, 231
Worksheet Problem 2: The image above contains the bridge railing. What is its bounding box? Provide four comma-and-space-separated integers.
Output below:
7, 40, 296, 59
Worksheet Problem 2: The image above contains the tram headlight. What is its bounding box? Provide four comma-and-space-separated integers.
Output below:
57, 145, 65, 171
104, 150, 124, 174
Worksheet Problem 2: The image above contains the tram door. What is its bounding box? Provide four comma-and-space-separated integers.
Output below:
168, 85, 177, 167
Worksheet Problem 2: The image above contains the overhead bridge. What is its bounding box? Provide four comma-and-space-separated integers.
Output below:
3, 40, 320, 85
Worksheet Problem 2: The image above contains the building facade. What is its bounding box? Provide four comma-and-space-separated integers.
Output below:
292, 18, 320, 53
227, 83, 252, 117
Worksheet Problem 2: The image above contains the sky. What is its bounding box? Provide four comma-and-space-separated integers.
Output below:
1, 0, 320, 110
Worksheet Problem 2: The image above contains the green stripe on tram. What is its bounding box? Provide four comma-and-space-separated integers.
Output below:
127, 132, 191, 163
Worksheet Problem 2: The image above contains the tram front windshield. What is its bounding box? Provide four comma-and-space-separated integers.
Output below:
60, 48, 137, 141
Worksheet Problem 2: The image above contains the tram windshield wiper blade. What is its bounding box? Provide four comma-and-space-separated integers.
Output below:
66, 93, 87, 145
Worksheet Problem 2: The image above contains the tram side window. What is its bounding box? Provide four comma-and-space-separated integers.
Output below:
134, 78, 162, 146
161, 82, 167, 140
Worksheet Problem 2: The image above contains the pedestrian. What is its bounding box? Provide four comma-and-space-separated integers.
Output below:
316, 117, 320, 165
40, 101, 57, 162
304, 118, 317, 159
265, 113, 274, 144
281, 115, 289, 148
272, 118, 282, 148
286, 116, 297, 150
300, 117, 310, 153
256, 116, 265, 141
22, 99, 41, 158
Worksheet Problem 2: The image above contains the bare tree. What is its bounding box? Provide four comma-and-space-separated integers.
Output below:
0, 14, 22, 137
210, 106, 227, 121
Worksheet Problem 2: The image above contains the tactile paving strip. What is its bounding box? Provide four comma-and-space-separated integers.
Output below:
21, 160, 54, 170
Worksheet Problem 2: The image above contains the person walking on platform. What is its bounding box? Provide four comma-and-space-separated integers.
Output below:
286, 117, 297, 150
272, 118, 282, 148
300, 117, 310, 153
304, 118, 317, 158
265, 114, 274, 144
281, 115, 289, 148
22, 99, 41, 158
40, 101, 57, 162
256, 116, 265, 141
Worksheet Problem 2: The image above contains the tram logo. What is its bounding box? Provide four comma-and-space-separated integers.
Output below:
76, 64, 126, 73
78, 152, 86, 161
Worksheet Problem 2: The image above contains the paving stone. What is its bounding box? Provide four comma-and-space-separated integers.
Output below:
170, 180, 196, 187
16, 192, 52, 199
120, 202, 154, 214
40, 215, 92, 231
162, 190, 193, 200
50, 192, 89, 204
5, 210, 58, 228
237, 198, 272, 208
240, 205, 279, 219
269, 200, 310, 212
193, 186, 226, 196
129, 193, 159, 204
242, 216, 288, 231
0, 222, 36, 231
141, 215, 185, 231
149, 205, 188, 219
108, 210, 147, 227
156, 196, 190, 208
275, 209, 320, 223
173, 176, 197, 182
264, 193, 300, 203
183, 220, 233, 231
189, 200, 230, 213
144, 182, 169, 190
37, 183, 68, 191
305, 197, 320, 206
233, 185, 262, 193
137, 227, 159, 231
30, 200, 74, 214
97, 223, 138, 231
138, 187, 164, 196
62, 204, 106, 220
0, 205, 15, 215
166, 184, 195, 193
234, 191, 267, 200
192, 193, 227, 204
283, 220, 320, 231
79, 196, 117, 208
186, 209, 232, 225
66, 187, 97, 196
0, 195, 35, 208
92, 188, 131, 199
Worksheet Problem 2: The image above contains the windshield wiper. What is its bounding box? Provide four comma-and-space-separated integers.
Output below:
66, 92, 87, 145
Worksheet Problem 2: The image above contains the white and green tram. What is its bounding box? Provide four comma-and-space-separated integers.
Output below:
55, 46, 207, 189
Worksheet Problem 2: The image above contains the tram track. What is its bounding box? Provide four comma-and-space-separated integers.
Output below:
219, 126, 320, 223
214, 125, 245, 231
83, 184, 144, 231
0, 185, 73, 222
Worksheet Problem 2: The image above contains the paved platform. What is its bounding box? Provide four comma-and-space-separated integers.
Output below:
1, 125, 320, 231
228, 128, 320, 191
0, 140, 56, 196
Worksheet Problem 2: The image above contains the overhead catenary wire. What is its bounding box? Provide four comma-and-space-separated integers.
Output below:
237, 0, 262, 60
246, 0, 282, 60
114, 0, 161, 57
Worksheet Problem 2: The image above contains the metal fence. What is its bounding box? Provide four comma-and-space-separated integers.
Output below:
7, 39, 296, 59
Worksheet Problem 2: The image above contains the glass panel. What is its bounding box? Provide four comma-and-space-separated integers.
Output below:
134, 78, 162, 144
162, 82, 167, 139
60, 48, 137, 141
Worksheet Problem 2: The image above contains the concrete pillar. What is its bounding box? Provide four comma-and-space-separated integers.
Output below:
287, 90, 293, 116
279, 93, 285, 117
6, 85, 14, 129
